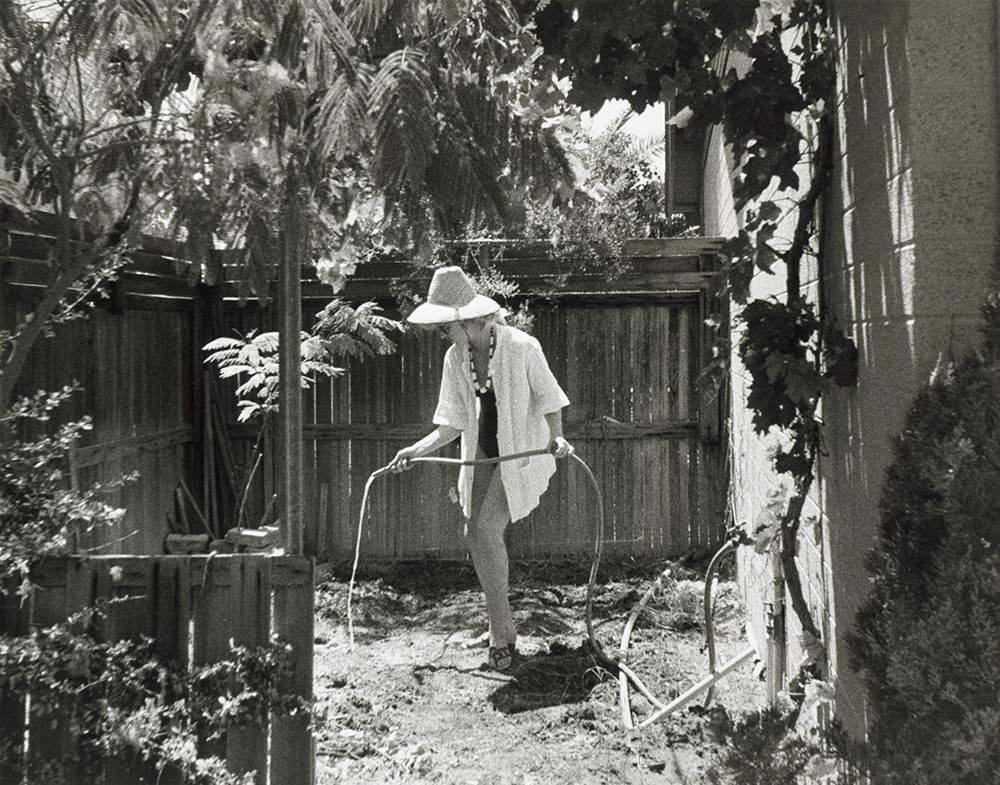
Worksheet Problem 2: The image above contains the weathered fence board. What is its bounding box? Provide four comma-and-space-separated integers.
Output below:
2, 226, 201, 555
5, 216, 727, 563
0, 555, 314, 785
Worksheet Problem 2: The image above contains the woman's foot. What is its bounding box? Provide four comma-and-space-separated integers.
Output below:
487, 645, 513, 672
460, 630, 490, 650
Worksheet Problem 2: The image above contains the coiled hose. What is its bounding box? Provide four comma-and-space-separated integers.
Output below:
346, 448, 664, 720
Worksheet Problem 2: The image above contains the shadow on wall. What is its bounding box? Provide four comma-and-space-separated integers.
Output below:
822, 0, 913, 735
823, 0, 1000, 734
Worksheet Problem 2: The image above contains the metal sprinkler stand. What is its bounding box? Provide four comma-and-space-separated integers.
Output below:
637, 645, 757, 727
624, 534, 759, 729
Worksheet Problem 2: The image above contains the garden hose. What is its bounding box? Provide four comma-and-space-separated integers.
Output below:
347, 448, 553, 648
347, 447, 670, 727
618, 566, 673, 729
702, 537, 737, 707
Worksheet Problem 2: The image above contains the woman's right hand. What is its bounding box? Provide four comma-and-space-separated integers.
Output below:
389, 444, 422, 473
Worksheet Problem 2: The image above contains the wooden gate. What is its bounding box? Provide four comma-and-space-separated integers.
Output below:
0, 555, 314, 785
221, 240, 729, 562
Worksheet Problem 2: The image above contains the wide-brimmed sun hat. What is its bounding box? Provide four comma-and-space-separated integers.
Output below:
406, 266, 500, 325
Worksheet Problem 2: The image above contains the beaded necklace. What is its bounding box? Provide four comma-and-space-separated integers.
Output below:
469, 326, 496, 394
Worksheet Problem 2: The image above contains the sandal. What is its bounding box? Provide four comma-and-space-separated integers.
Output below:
487, 645, 513, 672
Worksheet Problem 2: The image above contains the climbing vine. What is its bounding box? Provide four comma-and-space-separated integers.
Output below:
531, 0, 858, 678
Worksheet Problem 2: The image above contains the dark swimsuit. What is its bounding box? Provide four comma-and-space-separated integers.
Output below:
471, 329, 499, 459
477, 387, 499, 458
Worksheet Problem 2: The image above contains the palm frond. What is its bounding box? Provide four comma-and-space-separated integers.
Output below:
627, 130, 666, 160
218, 365, 248, 378
301, 360, 342, 378
369, 47, 437, 193
345, 0, 425, 41
235, 373, 268, 397
304, 1, 358, 84
202, 338, 242, 352
250, 331, 280, 353
344, 0, 393, 38
65, 0, 162, 56
273, 0, 305, 71
605, 104, 634, 136
308, 68, 373, 163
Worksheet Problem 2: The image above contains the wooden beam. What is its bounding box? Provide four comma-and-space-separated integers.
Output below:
72, 427, 195, 468
225, 419, 699, 441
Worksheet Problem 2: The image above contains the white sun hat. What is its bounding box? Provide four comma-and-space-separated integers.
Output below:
406, 266, 500, 325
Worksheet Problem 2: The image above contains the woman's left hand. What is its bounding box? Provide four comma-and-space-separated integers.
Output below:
550, 436, 575, 459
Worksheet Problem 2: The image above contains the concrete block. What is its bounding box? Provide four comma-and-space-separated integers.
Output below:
225, 525, 281, 548
164, 533, 211, 554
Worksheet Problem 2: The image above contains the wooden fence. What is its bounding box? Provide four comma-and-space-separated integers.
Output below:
2, 212, 728, 562
0, 554, 314, 785
221, 242, 729, 562
0, 212, 207, 554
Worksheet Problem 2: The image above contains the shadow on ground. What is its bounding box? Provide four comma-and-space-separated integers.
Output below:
487, 642, 614, 714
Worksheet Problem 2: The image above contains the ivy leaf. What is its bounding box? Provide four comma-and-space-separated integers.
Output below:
754, 220, 779, 273
751, 484, 788, 553
822, 321, 859, 388
765, 352, 829, 403
753, 519, 780, 554
752, 200, 782, 226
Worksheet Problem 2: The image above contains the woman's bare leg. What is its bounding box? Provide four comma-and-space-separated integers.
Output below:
466, 463, 515, 650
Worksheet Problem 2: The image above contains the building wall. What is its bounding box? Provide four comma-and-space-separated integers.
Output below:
707, 0, 1000, 734
821, 0, 1000, 731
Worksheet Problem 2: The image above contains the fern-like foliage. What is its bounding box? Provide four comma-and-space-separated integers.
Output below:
312, 299, 400, 358
204, 302, 399, 421
162, 0, 576, 295
2, 0, 575, 314
204, 330, 342, 422
0, 385, 132, 582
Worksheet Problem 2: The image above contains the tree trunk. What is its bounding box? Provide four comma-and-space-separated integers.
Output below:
278, 163, 304, 555
0, 258, 90, 410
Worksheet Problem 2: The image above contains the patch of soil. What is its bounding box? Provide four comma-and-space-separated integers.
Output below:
314, 559, 765, 784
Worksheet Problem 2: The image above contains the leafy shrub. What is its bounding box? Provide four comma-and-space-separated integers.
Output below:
0, 385, 131, 584
0, 605, 308, 784
849, 298, 1000, 784
712, 706, 816, 785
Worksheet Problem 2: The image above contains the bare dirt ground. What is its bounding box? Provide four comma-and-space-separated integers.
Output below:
313, 558, 766, 785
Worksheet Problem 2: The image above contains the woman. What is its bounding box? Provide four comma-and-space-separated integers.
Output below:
388, 266, 574, 672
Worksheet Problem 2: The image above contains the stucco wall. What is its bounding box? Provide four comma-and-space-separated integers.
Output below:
822, 0, 1000, 731
704, 27, 837, 708
707, 0, 1000, 734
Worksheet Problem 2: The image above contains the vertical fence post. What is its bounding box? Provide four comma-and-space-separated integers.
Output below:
153, 556, 190, 785
270, 556, 314, 785
193, 556, 235, 763
227, 555, 272, 784
26, 560, 83, 783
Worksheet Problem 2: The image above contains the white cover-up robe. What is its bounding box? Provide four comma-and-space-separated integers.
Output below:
432, 324, 570, 522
